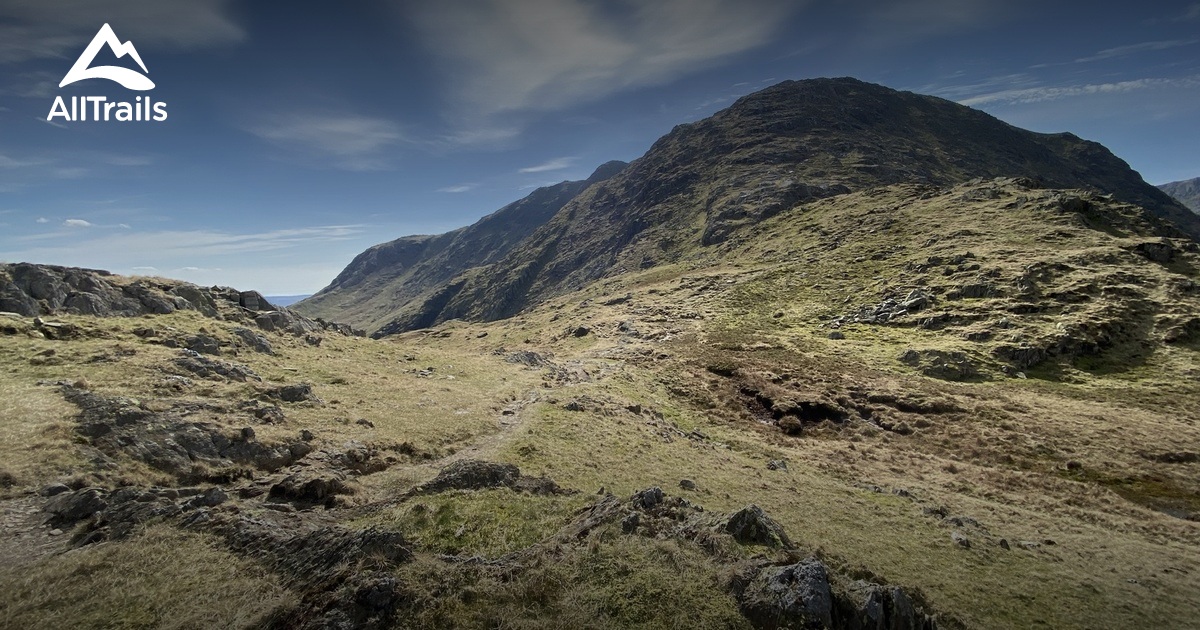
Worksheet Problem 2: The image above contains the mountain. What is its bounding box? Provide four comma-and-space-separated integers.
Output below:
325, 77, 1196, 337
1159, 176, 1200, 213
292, 160, 627, 332
4, 77, 1200, 629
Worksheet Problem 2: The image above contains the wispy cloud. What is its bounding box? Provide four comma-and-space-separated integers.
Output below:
0, 0, 244, 64
1075, 39, 1200, 63
248, 113, 406, 171
518, 157, 576, 173
436, 183, 477, 193
15, 224, 366, 256
406, 0, 795, 118
959, 75, 1200, 107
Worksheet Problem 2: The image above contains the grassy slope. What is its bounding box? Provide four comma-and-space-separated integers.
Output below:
1, 181, 1198, 628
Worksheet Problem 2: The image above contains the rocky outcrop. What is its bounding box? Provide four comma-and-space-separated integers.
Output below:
59, 384, 311, 482
554, 487, 941, 629
0, 263, 364, 338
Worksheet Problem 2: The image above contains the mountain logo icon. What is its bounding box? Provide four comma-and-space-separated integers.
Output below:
59, 23, 155, 91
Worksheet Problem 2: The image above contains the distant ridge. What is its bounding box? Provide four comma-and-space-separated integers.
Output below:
1159, 176, 1200, 213
265, 294, 312, 307
293, 160, 627, 331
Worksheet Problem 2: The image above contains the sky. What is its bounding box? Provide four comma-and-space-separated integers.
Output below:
1, 0, 1198, 294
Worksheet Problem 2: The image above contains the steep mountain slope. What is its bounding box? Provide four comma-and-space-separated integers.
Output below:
1159, 176, 1200, 213
372, 77, 1197, 336
293, 161, 626, 331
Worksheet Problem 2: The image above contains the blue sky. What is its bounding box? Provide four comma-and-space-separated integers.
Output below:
2, 0, 1198, 294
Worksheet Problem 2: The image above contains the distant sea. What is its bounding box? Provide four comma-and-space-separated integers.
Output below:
266, 294, 312, 307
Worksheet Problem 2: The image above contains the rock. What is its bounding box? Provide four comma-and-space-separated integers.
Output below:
633, 486, 665, 510
767, 459, 788, 471
174, 351, 261, 382
722, 505, 792, 548
828, 331, 846, 340
1132, 239, 1176, 264
44, 487, 108, 526
505, 351, 548, 366
571, 325, 592, 337
951, 531, 971, 548
268, 469, 353, 506
679, 479, 697, 491
419, 460, 520, 494
271, 383, 318, 403
239, 291, 274, 312
40, 483, 71, 497
839, 580, 886, 630
232, 327, 274, 354
740, 558, 834, 629
356, 418, 375, 428
621, 512, 640, 533
188, 487, 228, 508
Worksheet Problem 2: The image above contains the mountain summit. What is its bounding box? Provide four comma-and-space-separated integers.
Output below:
308, 78, 1196, 337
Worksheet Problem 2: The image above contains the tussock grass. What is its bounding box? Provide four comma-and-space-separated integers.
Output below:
0, 526, 294, 629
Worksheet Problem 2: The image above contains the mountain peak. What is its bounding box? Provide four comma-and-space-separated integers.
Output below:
310, 78, 1200, 336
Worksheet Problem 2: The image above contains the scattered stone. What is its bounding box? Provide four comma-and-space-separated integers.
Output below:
232, 327, 274, 354
185, 334, 221, 355
356, 418, 376, 428
828, 331, 846, 340
571, 325, 592, 338
270, 383, 318, 403
174, 350, 261, 382
951, 531, 971, 548
1000, 538, 1011, 550
766, 459, 788, 471
679, 479, 697, 491
722, 505, 792, 548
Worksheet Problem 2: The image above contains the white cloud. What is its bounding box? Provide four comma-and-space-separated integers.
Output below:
959, 76, 1200, 107
130, 266, 157, 271
0, 0, 244, 64
248, 113, 406, 170
437, 183, 477, 193
35, 217, 48, 223
406, 0, 795, 117
1075, 39, 1200, 63
518, 157, 576, 173
63, 219, 92, 227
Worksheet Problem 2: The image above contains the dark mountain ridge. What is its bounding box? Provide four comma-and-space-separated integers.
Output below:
310, 78, 1198, 337
293, 160, 627, 330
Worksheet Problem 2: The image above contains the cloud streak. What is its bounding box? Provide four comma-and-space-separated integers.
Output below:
518, 157, 576, 173
248, 114, 406, 171
959, 75, 1200, 107
1075, 39, 1200, 63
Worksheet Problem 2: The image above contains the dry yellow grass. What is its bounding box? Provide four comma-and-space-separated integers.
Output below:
0, 525, 294, 629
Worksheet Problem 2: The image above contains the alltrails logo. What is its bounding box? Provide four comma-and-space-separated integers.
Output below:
47, 24, 168, 123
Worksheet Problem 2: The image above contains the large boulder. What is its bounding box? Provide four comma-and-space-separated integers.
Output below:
740, 558, 834, 629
